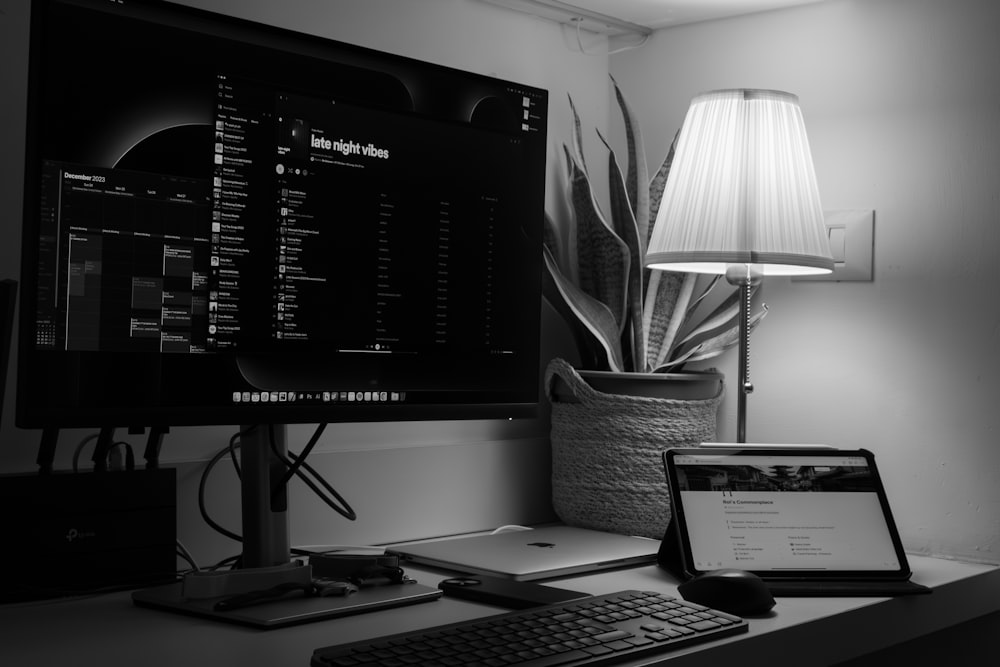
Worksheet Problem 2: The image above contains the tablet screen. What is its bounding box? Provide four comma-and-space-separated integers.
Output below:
665, 449, 908, 576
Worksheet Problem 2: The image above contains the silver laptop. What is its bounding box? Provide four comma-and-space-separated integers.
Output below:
390, 526, 659, 581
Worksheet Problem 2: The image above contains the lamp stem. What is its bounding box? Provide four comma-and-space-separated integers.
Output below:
726, 263, 761, 444
736, 279, 752, 443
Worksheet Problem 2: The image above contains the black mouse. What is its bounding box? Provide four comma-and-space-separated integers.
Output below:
677, 568, 775, 616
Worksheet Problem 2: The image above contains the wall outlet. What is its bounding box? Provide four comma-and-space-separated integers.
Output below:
795, 209, 875, 282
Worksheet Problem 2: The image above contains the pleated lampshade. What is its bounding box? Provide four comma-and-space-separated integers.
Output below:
645, 89, 833, 276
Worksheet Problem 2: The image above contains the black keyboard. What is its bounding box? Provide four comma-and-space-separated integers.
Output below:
311, 590, 748, 666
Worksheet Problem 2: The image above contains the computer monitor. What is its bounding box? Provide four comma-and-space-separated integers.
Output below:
18, 0, 547, 618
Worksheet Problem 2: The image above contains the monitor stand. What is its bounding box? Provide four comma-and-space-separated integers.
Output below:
132, 424, 441, 628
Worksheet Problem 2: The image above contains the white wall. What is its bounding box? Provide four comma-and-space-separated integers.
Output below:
609, 0, 1000, 563
0, 0, 608, 562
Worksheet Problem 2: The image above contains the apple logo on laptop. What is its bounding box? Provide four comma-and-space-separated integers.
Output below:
527, 542, 556, 548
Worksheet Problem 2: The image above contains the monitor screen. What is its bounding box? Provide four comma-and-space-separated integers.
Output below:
18, 0, 548, 429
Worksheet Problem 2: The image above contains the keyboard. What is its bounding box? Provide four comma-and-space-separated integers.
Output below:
311, 589, 748, 666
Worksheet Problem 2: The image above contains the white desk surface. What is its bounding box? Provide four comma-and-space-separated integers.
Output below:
2, 555, 998, 666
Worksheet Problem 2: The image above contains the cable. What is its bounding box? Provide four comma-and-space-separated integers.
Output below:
36, 427, 59, 475
109, 441, 135, 471
293, 544, 386, 556
608, 33, 650, 55
271, 422, 326, 493
571, 18, 650, 56
91, 426, 116, 472
197, 440, 243, 543
72, 433, 100, 472
197, 424, 357, 545
195, 426, 256, 543
266, 424, 357, 522
143, 426, 169, 469
228, 426, 251, 478
72, 433, 135, 472
208, 554, 241, 572
176, 540, 200, 573
490, 525, 534, 534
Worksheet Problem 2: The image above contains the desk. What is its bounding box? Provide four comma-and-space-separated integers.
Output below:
2, 555, 998, 666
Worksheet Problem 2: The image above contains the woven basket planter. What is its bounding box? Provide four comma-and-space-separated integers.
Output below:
545, 357, 724, 539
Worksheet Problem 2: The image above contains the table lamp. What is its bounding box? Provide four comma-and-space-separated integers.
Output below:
645, 89, 834, 442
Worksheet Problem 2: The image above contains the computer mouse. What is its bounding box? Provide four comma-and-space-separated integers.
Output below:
677, 568, 775, 616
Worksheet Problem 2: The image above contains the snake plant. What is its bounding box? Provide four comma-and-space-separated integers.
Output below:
542, 78, 765, 373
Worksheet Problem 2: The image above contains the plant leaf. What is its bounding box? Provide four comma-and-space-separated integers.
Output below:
611, 75, 649, 256
653, 272, 697, 368
542, 211, 567, 277
543, 246, 625, 372
686, 275, 723, 319
655, 305, 769, 371
567, 93, 587, 175
643, 270, 686, 371
675, 283, 758, 351
564, 144, 630, 334
641, 130, 685, 372
647, 130, 679, 247
542, 271, 606, 371
598, 129, 645, 372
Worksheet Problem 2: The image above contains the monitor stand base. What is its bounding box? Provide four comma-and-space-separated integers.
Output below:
132, 578, 442, 628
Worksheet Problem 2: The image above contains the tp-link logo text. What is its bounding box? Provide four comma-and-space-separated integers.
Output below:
65, 528, 97, 543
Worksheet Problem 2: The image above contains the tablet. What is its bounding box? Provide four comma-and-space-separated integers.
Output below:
660, 447, 928, 595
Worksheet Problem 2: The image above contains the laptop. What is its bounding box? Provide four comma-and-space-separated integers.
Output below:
390, 526, 659, 581
660, 447, 930, 596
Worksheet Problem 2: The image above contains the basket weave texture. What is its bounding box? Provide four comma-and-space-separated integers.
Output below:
545, 358, 723, 539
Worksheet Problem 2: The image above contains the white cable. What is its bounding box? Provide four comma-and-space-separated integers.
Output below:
608, 33, 650, 55
490, 525, 534, 534
571, 18, 650, 56
294, 544, 387, 555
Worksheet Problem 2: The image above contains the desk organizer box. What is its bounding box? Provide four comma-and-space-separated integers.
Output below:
545, 358, 723, 539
